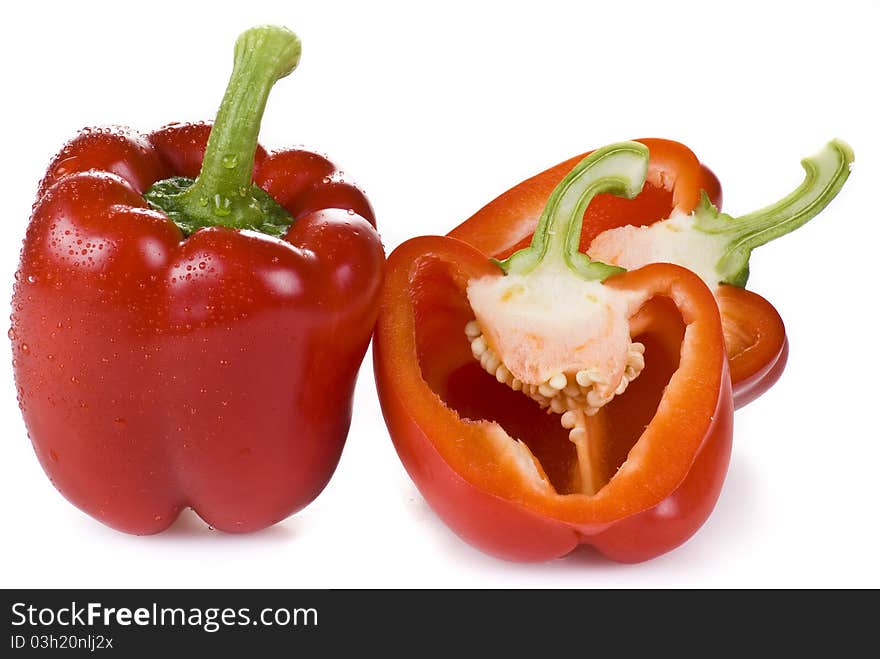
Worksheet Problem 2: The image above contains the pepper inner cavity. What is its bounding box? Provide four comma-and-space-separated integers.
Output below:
465, 317, 645, 496
460, 142, 655, 496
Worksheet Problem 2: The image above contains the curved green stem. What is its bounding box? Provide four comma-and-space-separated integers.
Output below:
145, 26, 301, 234
696, 140, 854, 286
496, 142, 649, 280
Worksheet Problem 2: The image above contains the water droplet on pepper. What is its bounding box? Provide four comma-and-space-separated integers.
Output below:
213, 194, 232, 217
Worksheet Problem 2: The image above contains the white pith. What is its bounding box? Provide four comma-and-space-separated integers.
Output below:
465, 266, 645, 495
587, 209, 728, 289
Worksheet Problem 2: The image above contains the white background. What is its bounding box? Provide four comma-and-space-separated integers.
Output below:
1, 0, 877, 588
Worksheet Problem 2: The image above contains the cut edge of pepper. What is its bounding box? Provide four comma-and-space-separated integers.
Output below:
383, 234, 728, 527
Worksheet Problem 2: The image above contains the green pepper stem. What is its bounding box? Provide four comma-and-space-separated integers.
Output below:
696, 140, 854, 286
177, 26, 301, 229
495, 142, 649, 280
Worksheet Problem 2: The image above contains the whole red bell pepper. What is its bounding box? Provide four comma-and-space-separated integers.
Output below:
375, 143, 733, 562
449, 138, 852, 407
10, 26, 384, 534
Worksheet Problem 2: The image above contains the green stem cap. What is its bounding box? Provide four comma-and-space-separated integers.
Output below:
696, 139, 854, 287
145, 26, 301, 235
495, 142, 649, 280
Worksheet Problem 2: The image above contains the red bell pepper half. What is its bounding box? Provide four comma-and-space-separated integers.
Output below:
449, 138, 852, 407
375, 143, 734, 562
11, 26, 384, 534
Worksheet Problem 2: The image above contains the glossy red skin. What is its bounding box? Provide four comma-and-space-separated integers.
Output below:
448, 139, 786, 408
375, 237, 733, 563
12, 124, 383, 534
